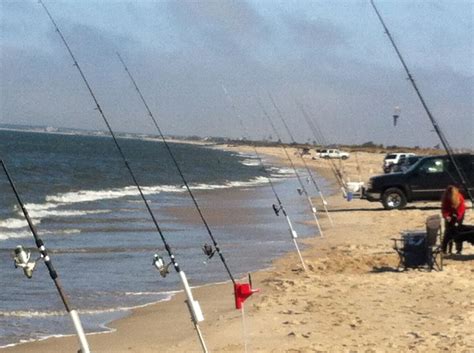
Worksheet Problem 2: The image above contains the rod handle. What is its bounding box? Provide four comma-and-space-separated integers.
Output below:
285, 215, 298, 239
179, 271, 204, 323
70, 310, 91, 353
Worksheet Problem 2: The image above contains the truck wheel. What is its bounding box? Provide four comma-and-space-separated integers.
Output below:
341, 156, 348, 160
382, 188, 407, 210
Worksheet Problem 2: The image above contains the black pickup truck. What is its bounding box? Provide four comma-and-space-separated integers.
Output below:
364, 154, 474, 209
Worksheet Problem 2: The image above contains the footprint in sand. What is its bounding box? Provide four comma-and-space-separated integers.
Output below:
303, 301, 319, 313
468, 311, 474, 323
279, 309, 303, 315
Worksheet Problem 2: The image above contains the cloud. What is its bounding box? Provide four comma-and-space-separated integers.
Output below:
1, 0, 472, 149
165, 0, 270, 58
283, 14, 348, 50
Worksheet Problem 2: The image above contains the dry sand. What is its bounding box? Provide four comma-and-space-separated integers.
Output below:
3, 146, 473, 353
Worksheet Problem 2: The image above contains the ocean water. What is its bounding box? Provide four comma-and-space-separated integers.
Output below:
0, 129, 329, 347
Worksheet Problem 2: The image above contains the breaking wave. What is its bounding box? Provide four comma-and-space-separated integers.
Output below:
240, 159, 260, 166
39, 177, 274, 208
191, 176, 269, 190
0, 290, 180, 319
0, 229, 81, 241
0, 218, 29, 230
0, 168, 293, 242
45, 186, 182, 204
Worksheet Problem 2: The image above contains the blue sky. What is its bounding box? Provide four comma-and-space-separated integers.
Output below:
1, 0, 473, 148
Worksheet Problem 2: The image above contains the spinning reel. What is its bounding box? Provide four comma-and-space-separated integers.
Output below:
272, 204, 282, 216
13, 245, 40, 279
152, 254, 172, 278
202, 243, 216, 259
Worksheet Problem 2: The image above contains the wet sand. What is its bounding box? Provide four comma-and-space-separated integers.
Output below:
3, 146, 473, 352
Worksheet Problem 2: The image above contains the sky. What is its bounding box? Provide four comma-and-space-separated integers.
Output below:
1, 0, 473, 148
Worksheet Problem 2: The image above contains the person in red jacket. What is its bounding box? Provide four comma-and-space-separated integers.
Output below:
441, 185, 466, 254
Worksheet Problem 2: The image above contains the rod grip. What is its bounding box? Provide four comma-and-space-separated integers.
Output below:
179, 271, 204, 323
69, 310, 91, 353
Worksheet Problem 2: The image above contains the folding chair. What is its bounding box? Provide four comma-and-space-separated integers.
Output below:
425, 214, 443, 271
392, 215, 443, 271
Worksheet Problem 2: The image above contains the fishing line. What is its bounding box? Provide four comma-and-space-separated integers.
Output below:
304, 106, 365, 201
1, 160, 91, 353
257, 97, 324, 237
354, 151, 363, 183
298, 103, 348, 190
300, 104, 345, 186
348, 111, 364, 184
116, 52, 236, 285
241, 302, 248, 353
267, 93, 329, 233
221, 85, 306, 270
267, 94, 333, 226
370, 0, 473, 204
38, 2, 208, 351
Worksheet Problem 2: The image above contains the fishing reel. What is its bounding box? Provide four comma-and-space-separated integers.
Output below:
13, 245, 39, 279
202, 243, 216, 259
152, 254, 171, 278
272, 204, 282, 216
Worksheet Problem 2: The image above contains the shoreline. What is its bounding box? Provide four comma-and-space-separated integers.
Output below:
1, 143, 323, 351
3, 145, 473, 352
0, 127, 215, 147
0, 280, 235, 351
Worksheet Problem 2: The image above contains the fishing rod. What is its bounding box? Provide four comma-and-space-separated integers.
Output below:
221, 85, 306, 270
311, 115, 349, 188
38, 2, 208, 351
299, 105, 347, 186
353, 151, 363, 183
116, 52, 259, 324
303, 105, 364, 200
370, 0, 473, 204
267, 94, 333, 226
298, 103, 348, 190
116, 52, 237, 285
1, 160, 91, 353
221, 86, 299, 353
257, 98, 324, 237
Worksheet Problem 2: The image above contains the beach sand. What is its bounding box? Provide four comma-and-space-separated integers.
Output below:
3, 146, 473, 352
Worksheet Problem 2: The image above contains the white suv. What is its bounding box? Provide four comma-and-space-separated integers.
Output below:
319, 149, 350, 160
383, 153, 415, 173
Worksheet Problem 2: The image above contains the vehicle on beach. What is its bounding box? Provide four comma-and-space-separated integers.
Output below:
390, 155, 424, 173
383, 152, 416, 173
364, 154, 474, 210
319, 149, 350, 160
